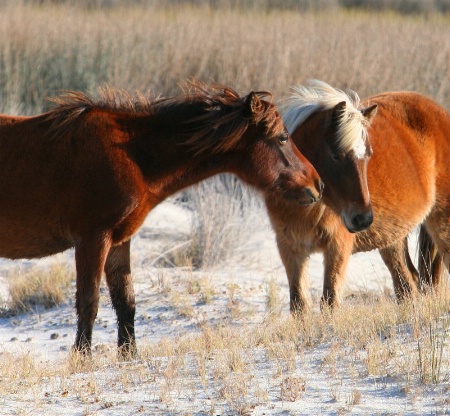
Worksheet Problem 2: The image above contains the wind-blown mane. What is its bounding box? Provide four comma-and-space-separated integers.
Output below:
45, 80, 280, 155
181, 81, 280, 155
45, 86, 157, 131
281, 80, 369, 153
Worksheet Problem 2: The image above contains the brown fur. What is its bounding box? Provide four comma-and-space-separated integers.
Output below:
0, 81, 322, 355
418, 225, 447, 288
267, 90, 449, 312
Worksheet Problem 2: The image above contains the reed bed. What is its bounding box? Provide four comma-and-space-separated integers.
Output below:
0, 2, 448, 115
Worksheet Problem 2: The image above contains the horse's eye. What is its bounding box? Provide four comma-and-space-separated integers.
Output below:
330, 152, 339, 161
279, 133, 289, 144
328, 143, 343, 161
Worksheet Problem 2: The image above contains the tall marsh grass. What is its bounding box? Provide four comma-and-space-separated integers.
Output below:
0, 2, 448, 115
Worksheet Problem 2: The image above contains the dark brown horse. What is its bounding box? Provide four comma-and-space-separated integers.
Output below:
0, 81, 323, 355
266, 80, 449, 312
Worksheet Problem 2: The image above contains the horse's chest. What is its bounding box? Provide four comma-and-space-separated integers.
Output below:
286, 211, 334, 251
111, 199, 155, 245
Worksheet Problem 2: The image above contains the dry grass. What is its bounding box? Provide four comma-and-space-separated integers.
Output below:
265, 277, 282, 315
1, 290, 449, 414
183, 175, 263, 270
0, 3, 448, 116
0, 263, 74, 316
280, 375, 306, 402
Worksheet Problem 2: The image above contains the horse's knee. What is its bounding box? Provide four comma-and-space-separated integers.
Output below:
104, 243, 132, 304
109, 282, 135, 310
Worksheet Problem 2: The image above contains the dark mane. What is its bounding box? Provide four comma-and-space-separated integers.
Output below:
44, 86, 159, 134
44, 80, 281, 155
180, 81, 280, 155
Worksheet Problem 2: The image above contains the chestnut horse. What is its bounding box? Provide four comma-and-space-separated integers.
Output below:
266, 80, 449, 312
0, 81, 323, 355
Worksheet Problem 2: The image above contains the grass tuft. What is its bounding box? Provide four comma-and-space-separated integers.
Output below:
1, 264, 74, 316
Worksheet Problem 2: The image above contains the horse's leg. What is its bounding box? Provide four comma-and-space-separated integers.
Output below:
276, 237, 312, 314
379, 238, 419, 299
74, 233, 112, 354
422, 210, 450, 287
322, 236, 353, 308
104, 239, 137, 359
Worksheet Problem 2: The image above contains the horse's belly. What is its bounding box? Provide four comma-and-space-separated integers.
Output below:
354, 222, 411, 252
0, 242, 73, 260
353, 189, 432, 253
0, 223, 73, 260
0, 239, 73, 260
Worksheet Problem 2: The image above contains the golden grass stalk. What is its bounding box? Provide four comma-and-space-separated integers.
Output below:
5, 264, 74, 314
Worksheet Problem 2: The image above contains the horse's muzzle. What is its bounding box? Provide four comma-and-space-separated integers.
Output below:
295, 179, 324, 205
343, 209, 374, 233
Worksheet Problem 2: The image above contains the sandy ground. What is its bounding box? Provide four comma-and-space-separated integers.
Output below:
0, 199, 448, 416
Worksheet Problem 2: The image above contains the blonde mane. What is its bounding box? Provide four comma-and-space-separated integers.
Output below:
281, 80, 369, 154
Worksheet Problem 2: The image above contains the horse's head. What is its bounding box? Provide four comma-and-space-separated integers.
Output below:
238, 92, 323, 205
292, 101, 377, 232
283, 81, 377, 232
180, 82, 322, 205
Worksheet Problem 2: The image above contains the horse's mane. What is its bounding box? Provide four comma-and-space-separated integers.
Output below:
45, 80, 280, 155
45, 86, 156, 126
281, 80, 369, 153
180, 81, 280, 155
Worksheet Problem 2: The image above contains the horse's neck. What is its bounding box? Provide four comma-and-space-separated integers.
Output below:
158, 157, 228, 200
128, 119, 231, 200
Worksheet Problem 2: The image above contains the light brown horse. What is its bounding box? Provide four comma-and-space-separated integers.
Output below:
0, 81, 323, 355
266, 80, 449, 312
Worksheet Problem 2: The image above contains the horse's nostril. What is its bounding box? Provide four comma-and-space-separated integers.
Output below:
352, 211, 373, 229
319, 180, 325, 194
307, 186, 322, 203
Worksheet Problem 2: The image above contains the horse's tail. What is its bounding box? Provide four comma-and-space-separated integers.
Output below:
417, 225, 445, 290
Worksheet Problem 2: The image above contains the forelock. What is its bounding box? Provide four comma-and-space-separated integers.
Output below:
281, 80, 370, 155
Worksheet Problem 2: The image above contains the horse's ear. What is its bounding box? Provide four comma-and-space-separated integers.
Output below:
244, 91, 262, 116
361, 104, 378, 123
332, 101, 347, 122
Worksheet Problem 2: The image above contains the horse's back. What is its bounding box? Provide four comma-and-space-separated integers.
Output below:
366, 91, 449, 189
367, 91, 449, 134
354, 92, 449, 251
0, 114, 32, 126
0, 111, 145, 259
